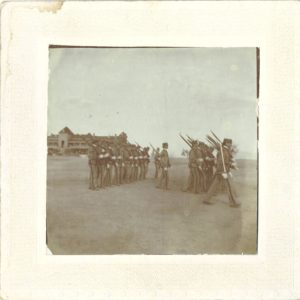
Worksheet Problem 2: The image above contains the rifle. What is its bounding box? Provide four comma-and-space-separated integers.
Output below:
206, 134, 219, 149
149, 143, 155, 151
187, 134, 207, 149
149, 143, 158, 154
210, 130, 222, 144
179, 133, 192, 148
186, 134, 194, 142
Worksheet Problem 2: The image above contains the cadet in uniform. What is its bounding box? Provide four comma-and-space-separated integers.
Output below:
189, 141, 200, 194
116, 145, 123, 185
203, 138, 240, 207
183, 145, 194, 192
203, 145, 215, 190
144, 147, 150, 179
154, 147, 161, 179
97, 142, 107, 189
122, 144, 131, 183
111, 144, 120, 186
196, 142, 206, 193
104, 144, 113, 187
133, 146, 139, 181
128, 145, 134, 182
87, 140, 98, 190
156, 142, 171, 190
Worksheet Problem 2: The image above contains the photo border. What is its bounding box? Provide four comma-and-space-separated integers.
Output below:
1, 1, 298, 299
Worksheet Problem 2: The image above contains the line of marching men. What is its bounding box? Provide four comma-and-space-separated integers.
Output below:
87, 140, 150, 190
179, 133, 240, 207
184, 140, 216, 194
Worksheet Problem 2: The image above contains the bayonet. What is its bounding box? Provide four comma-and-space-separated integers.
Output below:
179, 133, 192, 148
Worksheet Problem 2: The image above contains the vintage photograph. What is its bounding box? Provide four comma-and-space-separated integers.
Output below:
46, 47, 258, 255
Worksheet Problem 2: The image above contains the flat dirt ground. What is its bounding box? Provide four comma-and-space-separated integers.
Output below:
47, 157, 257, 255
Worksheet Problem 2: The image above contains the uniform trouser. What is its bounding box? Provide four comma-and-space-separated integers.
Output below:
97, 164, 106, 188
139, 164, 145, 180
127, 164, 133, 182
145, 162, 149, 178
134, 166, 138, 181
203, 174, 237, 205
118, 165, 123, 184
155, 163, 160, 178
198, 169, 207, 192
206, 167, 214, 189
191, 167, 199, 193
124, 162, 130, 183
120, 164, 126, 183
104, 165, 112, 186
186, 167, 193, 191
113, 165, 119, 185
89, 163, 98, 190
158, 168, 169, 189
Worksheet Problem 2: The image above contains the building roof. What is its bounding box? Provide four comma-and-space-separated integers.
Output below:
59, 127, 74, 135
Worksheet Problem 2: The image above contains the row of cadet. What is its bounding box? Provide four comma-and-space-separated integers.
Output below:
178, 134, 240, 207
87, 140, 151, 190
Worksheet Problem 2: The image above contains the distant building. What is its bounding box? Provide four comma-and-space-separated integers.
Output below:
47, 127, 128, 155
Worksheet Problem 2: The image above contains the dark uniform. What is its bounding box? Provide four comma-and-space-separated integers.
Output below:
97, 145, 107, 189
203, 139, 240, 207
196, 144, 206, 193
144, 147, 150, 179
88, 143, 98, 190
138, 148, 145, 180
111, 145, 120, 186
133, 148, 139, 181
128, 147, 134, 182
203, 146, 215, 190
104, 146, 113, 187
189, 142, 199, 194
156, 143, 171, 190
154, 148, 161, 179
116, 146, 123, 185
122, 145, 131, 183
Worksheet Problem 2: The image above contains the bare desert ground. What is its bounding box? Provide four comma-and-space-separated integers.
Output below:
47, 156, 257, 255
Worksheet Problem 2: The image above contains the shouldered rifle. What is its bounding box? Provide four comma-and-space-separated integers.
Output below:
179, 133, 192, 148
186, 134, 194, 143
149, 143, 157, 153
210, 130, 222, 144
206, 134, 220, 149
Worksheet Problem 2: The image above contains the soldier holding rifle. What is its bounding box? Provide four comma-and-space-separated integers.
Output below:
196, 142, 207, 193
203, 138, 240, 207
189, 141, 200, 194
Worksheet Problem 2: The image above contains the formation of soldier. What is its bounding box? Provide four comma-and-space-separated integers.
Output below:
183, 140, 215, 194
87, 140, 150, 190
179, 132, 240, 207
87, 131, 240, 207
203, 138, 239, 207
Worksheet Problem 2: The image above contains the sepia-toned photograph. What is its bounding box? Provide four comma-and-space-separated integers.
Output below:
46, 47, 258, 255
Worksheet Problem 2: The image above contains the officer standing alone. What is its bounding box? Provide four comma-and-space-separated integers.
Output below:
156, 143, 171, 190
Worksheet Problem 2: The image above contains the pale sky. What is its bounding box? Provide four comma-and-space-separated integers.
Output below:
48, 47, 257, 158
